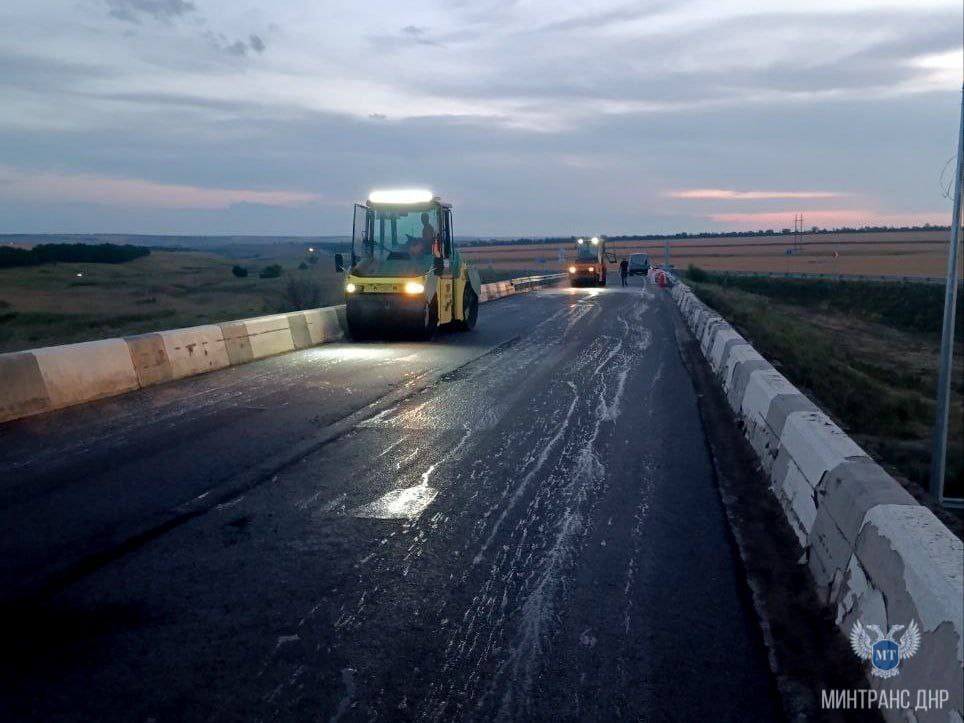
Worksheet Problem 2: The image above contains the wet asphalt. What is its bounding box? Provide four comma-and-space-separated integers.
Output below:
0, 278, 779, 721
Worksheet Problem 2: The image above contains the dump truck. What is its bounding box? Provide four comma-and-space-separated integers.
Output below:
567, 236, 615, 287
335, 190, 482, 339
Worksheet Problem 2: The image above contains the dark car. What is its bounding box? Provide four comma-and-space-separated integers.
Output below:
627, 253, 650, 276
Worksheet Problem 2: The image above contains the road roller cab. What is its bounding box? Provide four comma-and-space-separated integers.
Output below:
335, 190, 482, 339
568, 236, 615, 287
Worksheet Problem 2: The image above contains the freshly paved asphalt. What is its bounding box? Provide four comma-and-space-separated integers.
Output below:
0, 278, 779, 721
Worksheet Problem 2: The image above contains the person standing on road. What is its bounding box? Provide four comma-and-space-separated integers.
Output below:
619, 257, 629, 286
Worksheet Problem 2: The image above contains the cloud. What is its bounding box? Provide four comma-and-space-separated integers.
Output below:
371, 26, 443, 48
535, 3, 671, 32
668, 189, 848, 200
105, 0, 196, 23
203, 31, 268, 57
0, 0, 960, 234
0, 167, 321, 210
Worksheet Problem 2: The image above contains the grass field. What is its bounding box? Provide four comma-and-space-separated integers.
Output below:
0, 246, 344, 352
461, 230, 953, 277
0, 245, 544, 353
683, 270, 963, 499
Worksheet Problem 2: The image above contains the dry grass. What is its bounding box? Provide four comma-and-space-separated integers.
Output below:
687, 276, 963, 499
0, 248, 344, 352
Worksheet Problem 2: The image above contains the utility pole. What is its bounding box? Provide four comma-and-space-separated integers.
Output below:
929, 85, 964, 504
664, 238, 670, 269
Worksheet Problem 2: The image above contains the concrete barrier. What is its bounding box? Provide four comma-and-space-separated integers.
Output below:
125, 332, 173, 388
0, 339, 146, 422
220, 313, 295, 365
479, 273, 563, 303
297, 307, 344, 346
0, 273, 562, 424
33, 340, 139, 410
0, 351, 52, 421
126, 325, 231, 387
669, 281, 963, 721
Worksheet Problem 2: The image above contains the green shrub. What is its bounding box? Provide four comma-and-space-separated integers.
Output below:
695, 275, 961, 337
258, 264, 283, 279
231, 265, 248, 278
686, 264, 710, 282
280, 277, 321, 311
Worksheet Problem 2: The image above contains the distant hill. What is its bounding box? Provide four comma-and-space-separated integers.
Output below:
1, 225, 951, 251
0, 234, 351, 251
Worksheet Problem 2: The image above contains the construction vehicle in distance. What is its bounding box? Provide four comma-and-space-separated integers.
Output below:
335, 189, 482, 340
567, 236, 616, 287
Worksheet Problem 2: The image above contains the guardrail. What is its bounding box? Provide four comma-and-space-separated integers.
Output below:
669, 281, 963, 721
0, 273, 564, 424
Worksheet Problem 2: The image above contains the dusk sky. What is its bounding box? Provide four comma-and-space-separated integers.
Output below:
0, 0, 961, 236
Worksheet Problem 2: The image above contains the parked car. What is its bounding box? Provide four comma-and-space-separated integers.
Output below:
627, 253, 650, 276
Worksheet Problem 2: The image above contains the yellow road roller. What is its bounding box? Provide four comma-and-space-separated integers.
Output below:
335, 190, 482, 339
568, 236, 615, 287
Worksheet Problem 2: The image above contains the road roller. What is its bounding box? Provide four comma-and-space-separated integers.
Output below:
568, 236, 615, 287
335, 189, 482, 340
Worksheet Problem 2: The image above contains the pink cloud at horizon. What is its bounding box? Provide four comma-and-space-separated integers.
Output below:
0, 167, 322, 210
668, 188, 847, 200
708, 209, 950, 229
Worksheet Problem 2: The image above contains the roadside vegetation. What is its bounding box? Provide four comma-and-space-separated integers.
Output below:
0, 246, 545, 353
0, 247, 344, 352
0, 242, 151, 268
683, 267, 963, 498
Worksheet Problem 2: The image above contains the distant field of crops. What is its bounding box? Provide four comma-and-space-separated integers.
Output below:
461, 229, 953, 277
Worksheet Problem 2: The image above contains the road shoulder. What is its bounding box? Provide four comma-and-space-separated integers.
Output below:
668, 294, 878, 722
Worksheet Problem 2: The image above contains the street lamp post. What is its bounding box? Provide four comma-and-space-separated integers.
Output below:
929, 86, 964, 504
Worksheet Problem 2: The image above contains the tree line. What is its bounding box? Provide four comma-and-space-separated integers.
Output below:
0, 243, 151, 268
459, 224, 952, 248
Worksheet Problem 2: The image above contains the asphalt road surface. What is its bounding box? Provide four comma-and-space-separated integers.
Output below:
0, 278, 780, 721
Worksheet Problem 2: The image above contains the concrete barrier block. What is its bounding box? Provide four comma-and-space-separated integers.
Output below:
708, 329, 744, 374
33, 339, 139, 409
220, 319, 255, 365
716, 339, 751, 382
726, 358, 771, 412
691, 308, 708, 338
837, 506, 964, 720
685, 299, 701, 324
695, 310, 714, 340
741, 370, 802, 467
221, 314, 294, 364
125, 333, 173, 388
769, 447, 817, 546
700, 317, 725, 356
286, 311, 313, 349
778, 410, 869, 490
160, 325, 230, 379
0, 351, 51, 422
722, 344, 765, 389
808, 460, 917, 592
764, 393, 819, 445
302, 306, 345, 344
